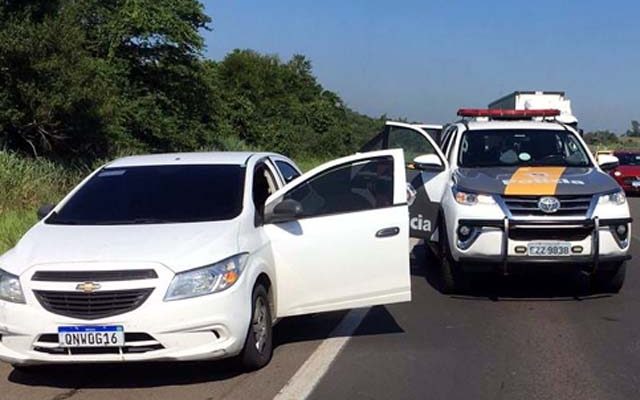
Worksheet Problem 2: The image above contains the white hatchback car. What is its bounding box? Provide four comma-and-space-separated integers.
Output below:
0, 151, 411, 370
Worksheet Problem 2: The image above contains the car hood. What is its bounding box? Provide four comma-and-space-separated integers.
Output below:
453, 166, 620, 196
615, 165, 640, 177
0, 221, 240, 276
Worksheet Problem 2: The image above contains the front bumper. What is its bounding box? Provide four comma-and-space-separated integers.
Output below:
452, 217, 632, 274
0, 264, 252, 366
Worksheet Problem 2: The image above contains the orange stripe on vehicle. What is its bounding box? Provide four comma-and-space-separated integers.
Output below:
504, 167, 567, 196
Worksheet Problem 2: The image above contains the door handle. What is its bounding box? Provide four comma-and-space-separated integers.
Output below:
376, 227, 400, 238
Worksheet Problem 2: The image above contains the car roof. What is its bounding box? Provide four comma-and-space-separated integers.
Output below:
105, 151, 280, 168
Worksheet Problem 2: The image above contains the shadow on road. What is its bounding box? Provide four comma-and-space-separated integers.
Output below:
410, 241, 614, 302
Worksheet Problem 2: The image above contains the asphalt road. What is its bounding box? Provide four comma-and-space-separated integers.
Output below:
2, 199, 640, 400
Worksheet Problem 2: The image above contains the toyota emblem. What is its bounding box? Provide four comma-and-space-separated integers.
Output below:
538, 196, 560, 214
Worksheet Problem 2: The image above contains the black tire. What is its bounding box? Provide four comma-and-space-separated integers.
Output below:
439, 222, 468, 294
593, 263, 626, 294
240, 284, 273, 371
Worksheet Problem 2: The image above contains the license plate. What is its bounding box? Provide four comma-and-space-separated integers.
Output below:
632, 181, 640, 188
527, 242, 571, 257
58, 326, 124, 347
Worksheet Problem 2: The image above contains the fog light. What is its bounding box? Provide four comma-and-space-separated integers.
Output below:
616, 224, 628, 236
572, 246, 584, 254
457, 225, 472, 241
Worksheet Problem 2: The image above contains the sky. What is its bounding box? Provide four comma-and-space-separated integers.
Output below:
201, 0, 639, 133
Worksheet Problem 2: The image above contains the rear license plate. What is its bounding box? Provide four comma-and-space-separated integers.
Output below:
58, 326, 124, 347
527, 242, 571, 257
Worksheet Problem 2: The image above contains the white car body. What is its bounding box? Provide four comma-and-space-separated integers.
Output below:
0, 150, 411, 366
438, 120, 630, 269
368, 118, 631, 285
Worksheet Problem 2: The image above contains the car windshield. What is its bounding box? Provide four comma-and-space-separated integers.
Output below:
616, 153, 640, 166
47, 165, 245, 225
458, 129, 591, 168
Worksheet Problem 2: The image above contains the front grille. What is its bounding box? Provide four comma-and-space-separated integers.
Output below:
32, 269, 158, 282
502, 195, 593, 217
34, 289, 153, 320
509, 226, 592, 241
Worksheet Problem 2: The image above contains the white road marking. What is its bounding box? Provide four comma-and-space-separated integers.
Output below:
273, 307, 370, 400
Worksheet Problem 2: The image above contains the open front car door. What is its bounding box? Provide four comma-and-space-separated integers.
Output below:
264, 149, 411, 317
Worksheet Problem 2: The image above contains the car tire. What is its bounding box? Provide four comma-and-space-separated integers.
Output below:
239, 284, 273, 371
593, 262, 626, 294
439, 222, 468, 294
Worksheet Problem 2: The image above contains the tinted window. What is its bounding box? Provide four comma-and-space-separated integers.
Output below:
48, 165, 245, 225
459, 130, 591, 168
423, 128, 442, 143
275, 160, 301, 183
440, 126, 456, 156
283, 157, 394, 218
387, 127, 438, 163
616, 153, 640, 166
360, 131, 385, 152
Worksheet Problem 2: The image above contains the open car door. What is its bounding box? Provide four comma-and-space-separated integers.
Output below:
383, 122, 449, 241
264, 149, 411, 317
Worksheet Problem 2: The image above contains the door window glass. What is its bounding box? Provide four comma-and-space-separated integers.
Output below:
387, 127, 438, 163
282, 156, 395, 219
275, 160, 301, 183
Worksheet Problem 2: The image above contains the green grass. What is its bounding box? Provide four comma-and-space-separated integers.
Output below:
0, 152, 84, 254
0, 210, 37, 254
0, 151, 328, 254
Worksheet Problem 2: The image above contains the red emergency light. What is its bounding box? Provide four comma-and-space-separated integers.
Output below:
457, 108, 561, 118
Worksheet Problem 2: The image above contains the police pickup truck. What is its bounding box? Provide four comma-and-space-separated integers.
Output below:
364, 110, 631, 293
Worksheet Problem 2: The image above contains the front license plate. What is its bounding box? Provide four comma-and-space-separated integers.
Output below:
527, 242, 571, 257
58, 326, 124, 347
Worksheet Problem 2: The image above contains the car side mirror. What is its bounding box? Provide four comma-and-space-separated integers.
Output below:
598, 154, 620, 172
265, 199, 303, 224
413, 154, 444, 172
37, 203, 56, 220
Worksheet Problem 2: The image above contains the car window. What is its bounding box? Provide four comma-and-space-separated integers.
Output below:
616, 153, 640, 166
253, 162, 278, 220
360, 130, 385, 152
440, 126, 456, 156
48, 165, 245, 225
458, 130, 592, 168
275, 160, 301, 183
387, 127, 438, 163
282, 156, 394, 219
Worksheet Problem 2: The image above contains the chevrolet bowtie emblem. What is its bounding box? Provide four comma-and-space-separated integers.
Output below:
76, 282, 101, 293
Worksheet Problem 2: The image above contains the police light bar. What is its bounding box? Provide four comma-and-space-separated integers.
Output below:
457, 109, 561, 118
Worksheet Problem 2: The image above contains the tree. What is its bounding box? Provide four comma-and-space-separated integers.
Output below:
0, 0, 215, 159
626, 120, 640, 137
583, 130, 619, 146
0, 3, 383, 162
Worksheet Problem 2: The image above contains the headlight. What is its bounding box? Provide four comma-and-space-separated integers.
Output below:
452, 187, 495, 206
0, 269, 25, 304
164, 254, 249, 301
614, 170, 622, 177
598, 190, 626, 206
